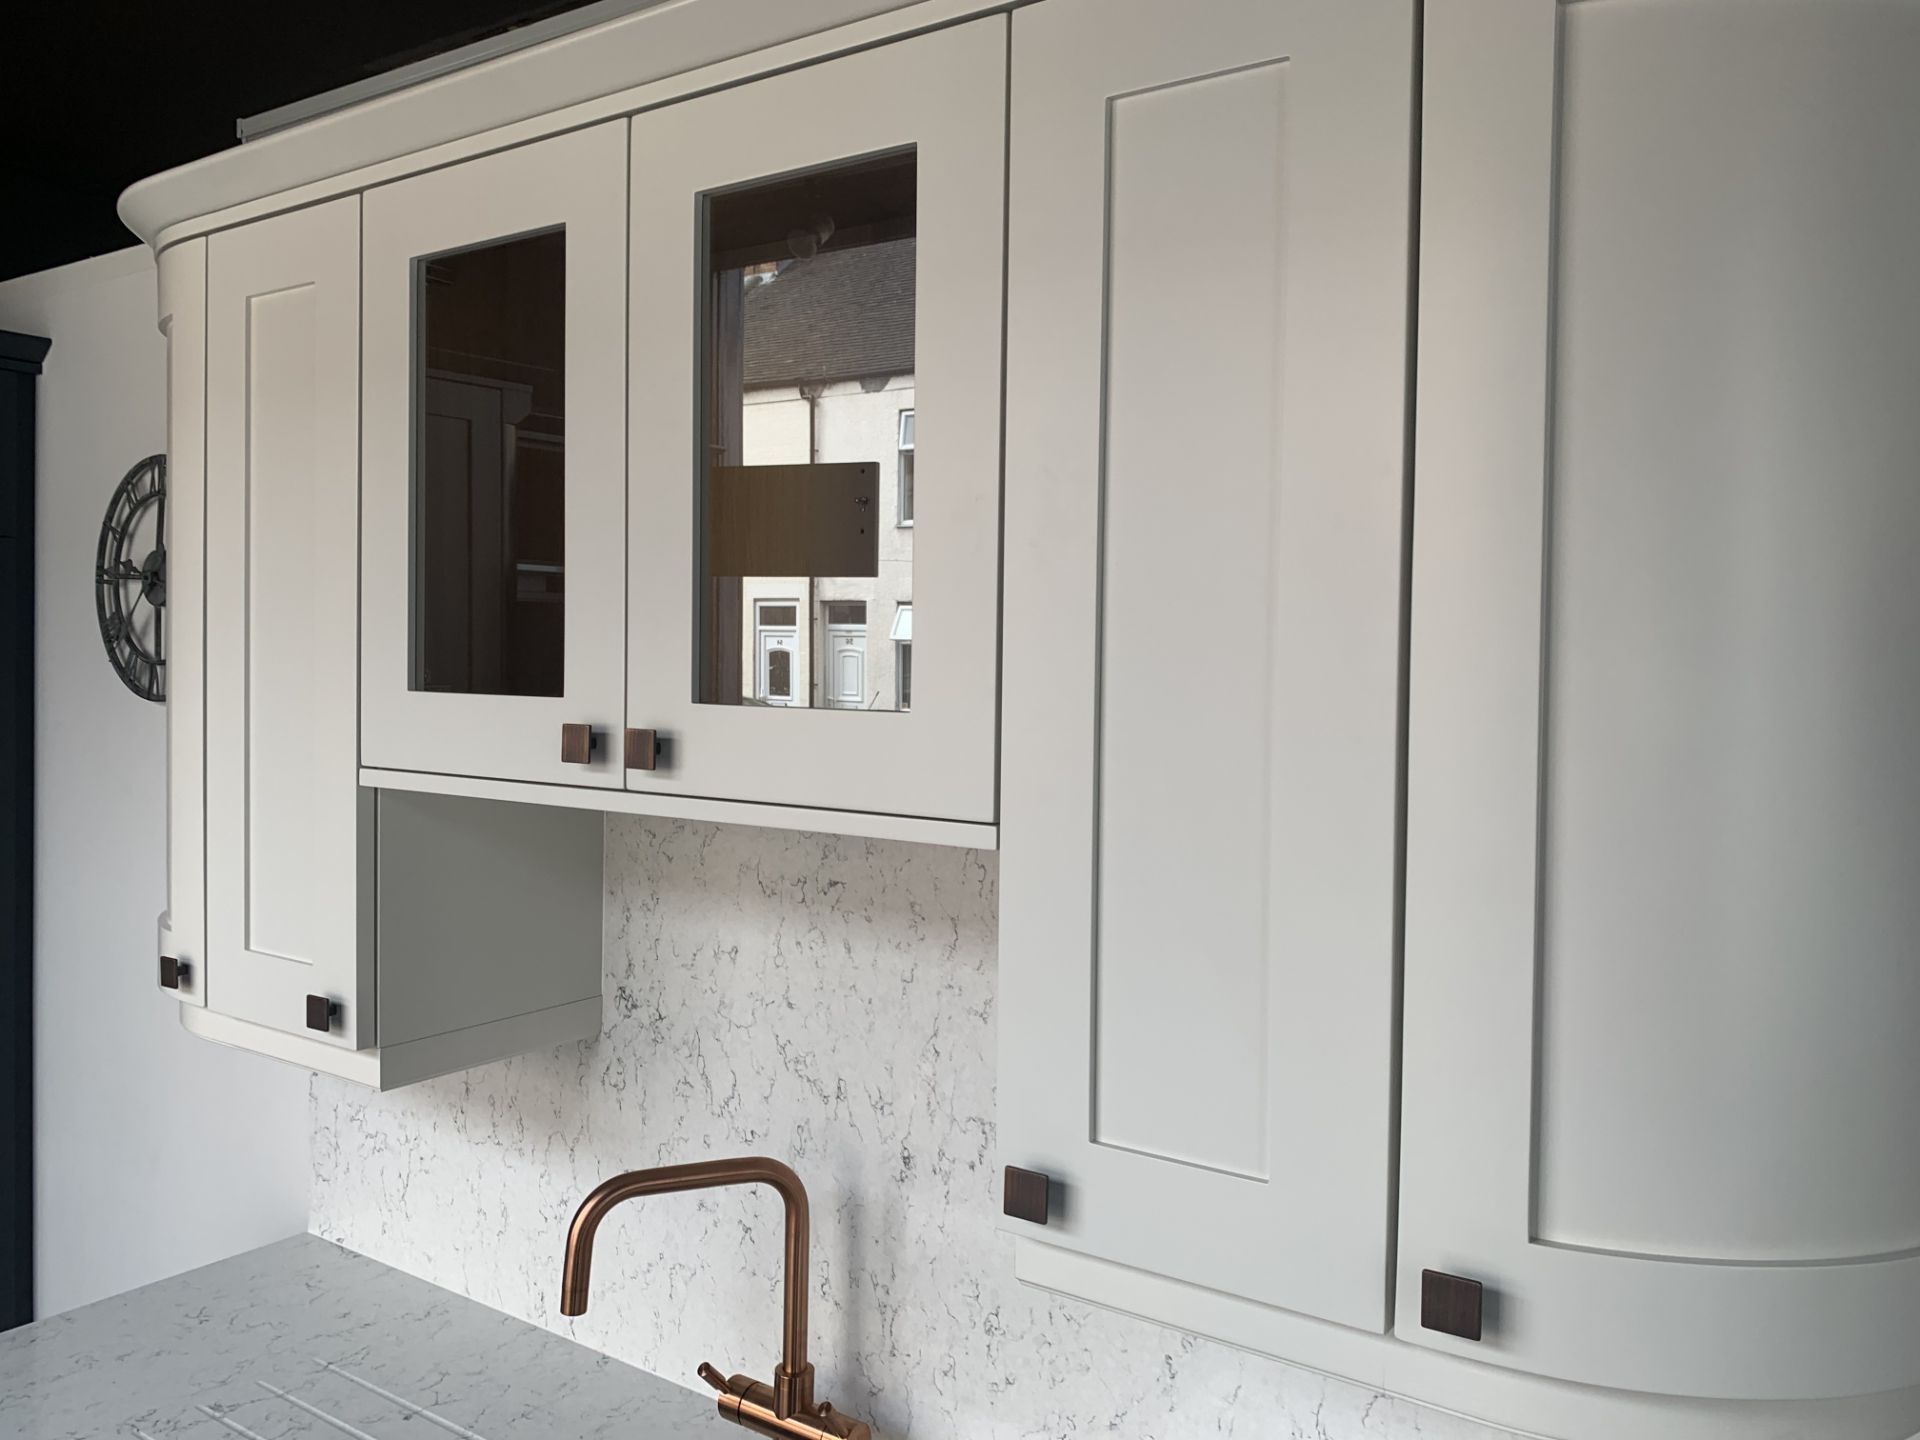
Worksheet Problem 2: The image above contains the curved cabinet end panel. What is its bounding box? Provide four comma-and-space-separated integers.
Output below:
1402, 0, 1920, 1401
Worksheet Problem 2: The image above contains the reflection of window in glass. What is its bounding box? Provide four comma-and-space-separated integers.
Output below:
897, 409, 915, 525
412, 228, 566, 697
890, 602, 912, 710
767, 648, 793, 700
698, 148, 916, 714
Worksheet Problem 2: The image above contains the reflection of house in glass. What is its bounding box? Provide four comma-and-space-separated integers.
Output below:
734, 236, 916, 711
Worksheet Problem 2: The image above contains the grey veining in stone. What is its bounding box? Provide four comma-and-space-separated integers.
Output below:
311, 815, 1519, 1440
0, 1233, 726, 1440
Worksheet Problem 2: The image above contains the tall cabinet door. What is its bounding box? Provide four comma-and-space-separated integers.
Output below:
997, 0, 1416, 1331
625, 19, 1005, 822
205, 198, 373, 1048
1400, 0, 1920, 1399
361, 122, 628, 788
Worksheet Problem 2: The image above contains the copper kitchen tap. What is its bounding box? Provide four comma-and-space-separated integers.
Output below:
560, 1157, 871, 1440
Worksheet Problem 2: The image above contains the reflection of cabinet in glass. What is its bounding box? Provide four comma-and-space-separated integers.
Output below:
414, 231, 565, 701
361, 123, 628, 788
627, 18, 1005, 823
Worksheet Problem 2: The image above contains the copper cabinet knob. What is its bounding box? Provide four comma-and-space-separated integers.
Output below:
560, 723, 600, 764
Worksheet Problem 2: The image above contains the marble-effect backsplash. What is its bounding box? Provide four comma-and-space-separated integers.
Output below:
311, 816, 1514, 1440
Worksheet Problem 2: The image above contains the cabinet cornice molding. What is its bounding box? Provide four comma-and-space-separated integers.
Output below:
116, 0, 1014, 250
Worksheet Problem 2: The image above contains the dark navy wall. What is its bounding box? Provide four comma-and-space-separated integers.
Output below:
0, 328, 50, 1331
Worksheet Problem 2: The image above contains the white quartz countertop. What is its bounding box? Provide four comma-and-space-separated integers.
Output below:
0, 1234, 729, 1439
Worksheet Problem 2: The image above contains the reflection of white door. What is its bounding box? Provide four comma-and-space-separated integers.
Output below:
827, 626, 867, 709
756, 628, 798, 705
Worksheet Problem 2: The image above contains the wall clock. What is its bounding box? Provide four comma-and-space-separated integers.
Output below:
94, 453, 167, 702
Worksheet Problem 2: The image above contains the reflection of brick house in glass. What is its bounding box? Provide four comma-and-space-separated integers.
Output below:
736, 237, 915, 710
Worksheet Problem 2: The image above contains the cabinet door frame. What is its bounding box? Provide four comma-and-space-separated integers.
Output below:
1397, 0, 1920, 1399
361, 121, 629, 788
205, 197, 373, 1047
624, 19, 1005, 823
997, 0, 1416, 1332
159, 238, 208, 1009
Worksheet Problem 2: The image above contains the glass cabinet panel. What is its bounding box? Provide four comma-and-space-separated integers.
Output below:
697, 149, 916, 713
624, 20, 1002, 819
413, 229, 566, 697
362, 119, 625, 788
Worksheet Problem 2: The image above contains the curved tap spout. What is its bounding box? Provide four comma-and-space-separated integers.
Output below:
560, 1157, 815, 1419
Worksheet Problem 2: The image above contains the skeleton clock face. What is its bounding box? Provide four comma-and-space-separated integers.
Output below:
94, 454, 167, 703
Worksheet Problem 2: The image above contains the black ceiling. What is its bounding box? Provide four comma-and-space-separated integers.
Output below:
2, 0, 606, 282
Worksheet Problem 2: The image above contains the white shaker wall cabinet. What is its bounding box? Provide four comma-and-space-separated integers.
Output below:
182, 197, 605, 1088
360, 123, 629, 788
131, 5, 1007, 850
204, 198, 371, 1043
624, 19, 1005, 823
1400, 0, 1920, 1401
997, 0, 1415, 1331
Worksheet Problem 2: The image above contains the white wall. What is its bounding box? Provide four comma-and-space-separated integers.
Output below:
0, 247, 309, 1319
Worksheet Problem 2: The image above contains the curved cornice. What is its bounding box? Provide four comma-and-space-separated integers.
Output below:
116, 0, 945, 247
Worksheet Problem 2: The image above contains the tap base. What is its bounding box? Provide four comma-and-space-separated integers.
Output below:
773, 1360, 816, 1417
703, 1366, 870, 1440
715, 1391, 871, 1440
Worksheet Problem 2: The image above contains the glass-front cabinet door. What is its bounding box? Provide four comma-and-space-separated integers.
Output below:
626, 18, 1006, 823
361, 122, 628, 787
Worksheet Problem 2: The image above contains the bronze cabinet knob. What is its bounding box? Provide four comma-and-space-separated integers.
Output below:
560, 723, 600, 764
625, 727, 661, 771
158, 955, 189, 990
1002, 1165, 1051, 1226
1419, 1269, 1484, 1341
306, 995, 341, 1033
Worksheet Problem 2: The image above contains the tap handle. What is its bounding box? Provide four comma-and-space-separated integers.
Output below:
698, 1362, 730, 1394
